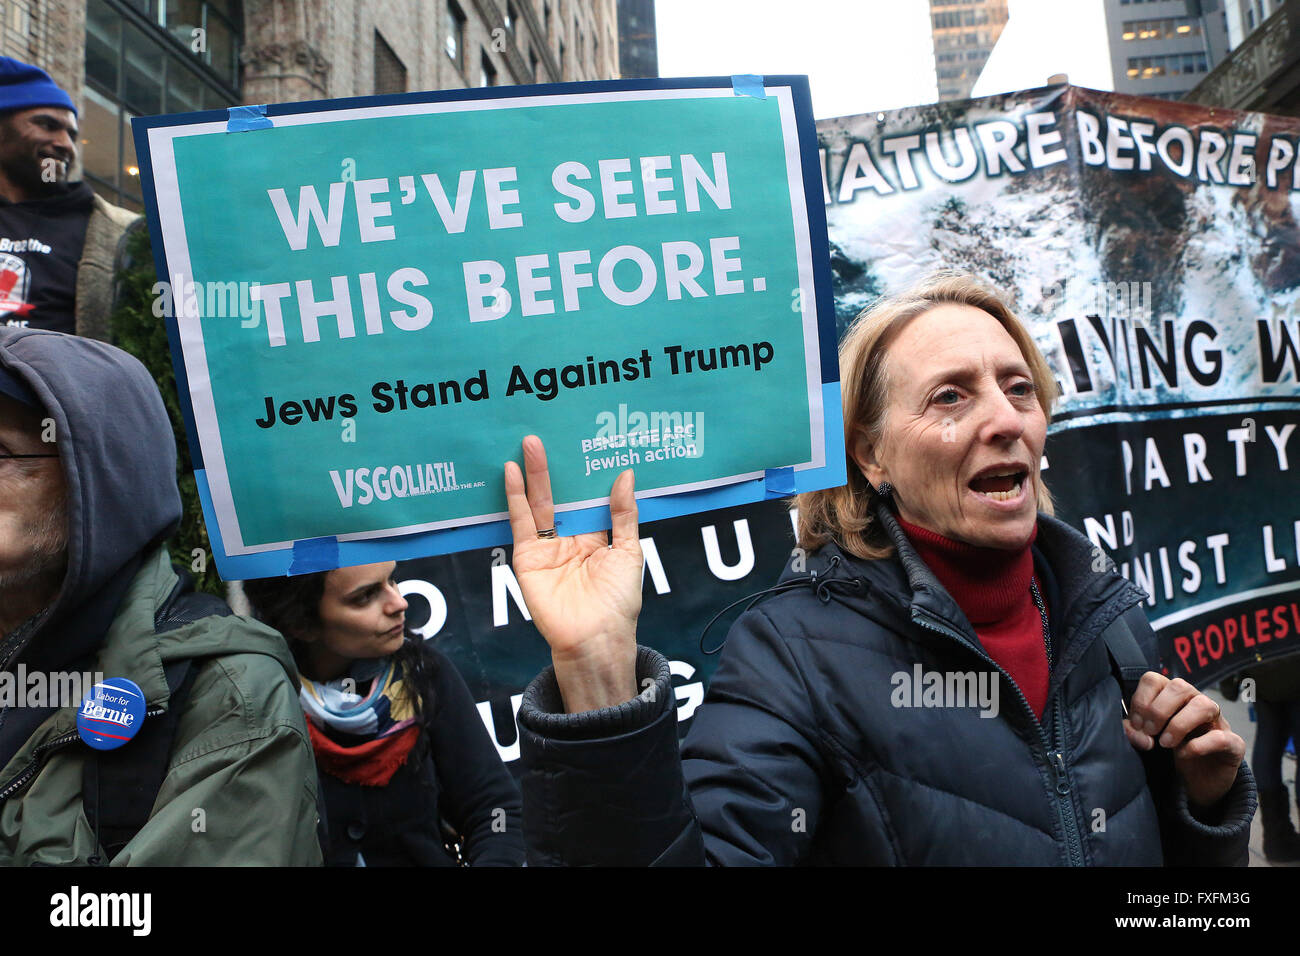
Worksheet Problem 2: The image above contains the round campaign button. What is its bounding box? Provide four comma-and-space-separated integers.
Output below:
76, 678, 146, 750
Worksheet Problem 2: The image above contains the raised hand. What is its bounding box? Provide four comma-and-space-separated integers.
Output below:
504, 435, 643, 713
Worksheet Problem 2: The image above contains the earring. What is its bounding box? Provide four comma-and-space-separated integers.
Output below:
876, 481, 894, 498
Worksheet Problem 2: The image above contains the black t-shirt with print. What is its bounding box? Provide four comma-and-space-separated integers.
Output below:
0, 182, 95, 334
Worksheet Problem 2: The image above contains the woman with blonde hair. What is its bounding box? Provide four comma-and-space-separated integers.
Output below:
505, 272, 1254, 866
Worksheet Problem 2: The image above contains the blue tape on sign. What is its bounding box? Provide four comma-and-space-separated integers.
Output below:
764, 467, 797, 497
731, 74, 766, 99
289, 536, 339, 574
227, 104, 273, 132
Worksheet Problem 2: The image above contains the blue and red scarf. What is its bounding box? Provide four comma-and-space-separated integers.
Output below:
299, 657, 420, 786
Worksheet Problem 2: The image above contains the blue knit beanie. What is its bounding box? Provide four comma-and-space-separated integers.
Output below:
0, 56, 76, 116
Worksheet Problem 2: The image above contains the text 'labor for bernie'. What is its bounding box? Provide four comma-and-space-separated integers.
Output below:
241, 151, 764, 348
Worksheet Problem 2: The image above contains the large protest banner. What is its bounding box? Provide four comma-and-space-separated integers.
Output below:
394, 84, 1300, 771
819, 84, 1300, 689
132, 77, 841, 580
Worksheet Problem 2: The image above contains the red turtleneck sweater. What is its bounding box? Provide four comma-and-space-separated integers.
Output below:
897, 516, 1050, 718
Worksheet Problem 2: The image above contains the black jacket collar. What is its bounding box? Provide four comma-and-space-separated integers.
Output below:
779, 504, 1148, 675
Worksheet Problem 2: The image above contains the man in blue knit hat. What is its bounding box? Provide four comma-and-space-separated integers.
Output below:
0, 57, 137, 338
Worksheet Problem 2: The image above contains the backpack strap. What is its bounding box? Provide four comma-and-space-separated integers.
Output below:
83, 657, 198, 863
153, 569, 232, 634
1101, 605, 1154, 715
82, 569, 232, 864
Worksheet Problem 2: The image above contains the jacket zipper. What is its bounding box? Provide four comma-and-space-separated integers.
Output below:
911, 608, 1086, 866
1032, 577, 1086, 867
1041, 586, 1149, 867
0, 730, 82, 802
1050, 700, 1084, 866
0, 705, 166, 805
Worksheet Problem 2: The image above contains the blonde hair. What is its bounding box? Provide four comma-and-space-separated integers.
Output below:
796, 272, 1058, 560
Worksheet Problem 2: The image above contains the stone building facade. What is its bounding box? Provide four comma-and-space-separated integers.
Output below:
243, 0, 620, 105
15, 0, 619, 210
1187, 0, 1300, 113
4, 1, 85, 106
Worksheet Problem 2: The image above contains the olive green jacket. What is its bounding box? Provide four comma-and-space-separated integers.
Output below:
0, 547, 322, 866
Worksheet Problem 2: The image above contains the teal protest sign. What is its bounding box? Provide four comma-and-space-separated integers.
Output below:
133, 78, 842, 579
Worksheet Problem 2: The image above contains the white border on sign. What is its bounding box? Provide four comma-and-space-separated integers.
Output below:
147, 85, 827, 556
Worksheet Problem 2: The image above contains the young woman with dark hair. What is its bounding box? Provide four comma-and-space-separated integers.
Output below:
243, 562, 523, 867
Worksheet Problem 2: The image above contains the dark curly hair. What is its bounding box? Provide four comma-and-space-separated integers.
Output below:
241, 572, 441, 732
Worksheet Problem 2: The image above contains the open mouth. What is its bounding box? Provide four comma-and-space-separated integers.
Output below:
969, 469, 1028, 502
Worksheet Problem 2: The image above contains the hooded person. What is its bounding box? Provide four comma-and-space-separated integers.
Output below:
0, 326, 321, 865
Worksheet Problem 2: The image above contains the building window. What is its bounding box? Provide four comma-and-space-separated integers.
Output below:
1121, 17, 1201, 41
87, 0, 241, 94
1126, 51, 1207, 78
374, 30, 406, 94
505, 0, 515, 35
445, 1, 466, 72
531, 49, 541, 82
480, 51, 497, 87
83, 0, 241, 210
158, 0, 240, 88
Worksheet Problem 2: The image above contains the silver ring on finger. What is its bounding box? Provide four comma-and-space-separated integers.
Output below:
537, 528, 557, 539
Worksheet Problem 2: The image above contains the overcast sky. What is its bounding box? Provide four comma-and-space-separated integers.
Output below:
974, 0, 1114, 97
653, 0, 1114, 120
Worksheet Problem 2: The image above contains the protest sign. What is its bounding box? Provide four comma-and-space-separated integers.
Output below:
817, 84, 1300, 688
133, 77, 841, 580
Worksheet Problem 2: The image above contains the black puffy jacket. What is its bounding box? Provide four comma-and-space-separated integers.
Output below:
517, 507, 1256, 865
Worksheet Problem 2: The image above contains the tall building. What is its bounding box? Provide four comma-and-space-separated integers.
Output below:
1223, 0, 1289, 46
14, 1, 620, 212
616, 0, 657, 79
1184, 0, 1300, 113
1103, 0, 1230, 100
929, 0, 1010, 102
